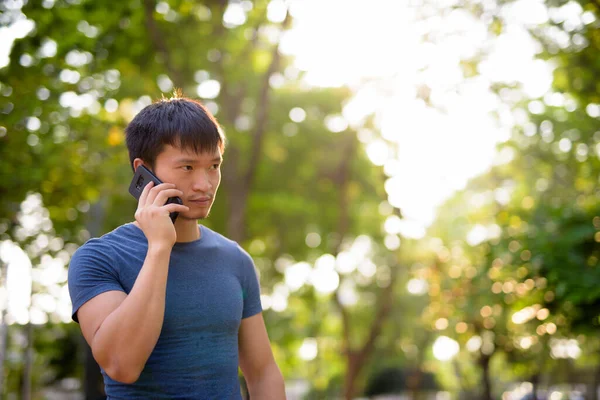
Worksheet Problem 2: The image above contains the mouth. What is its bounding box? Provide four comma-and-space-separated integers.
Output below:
188, 197, 212, 206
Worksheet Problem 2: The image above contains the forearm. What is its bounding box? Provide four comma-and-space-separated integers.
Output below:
92, 245, 171, 382
247, 363, 286, 400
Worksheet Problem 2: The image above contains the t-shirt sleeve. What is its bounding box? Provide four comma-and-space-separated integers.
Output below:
68, 239, 125, 323
237, 246, 263, 319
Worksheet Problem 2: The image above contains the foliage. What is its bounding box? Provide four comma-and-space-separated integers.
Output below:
1, 0, 394, 397
2, 0, 600, 398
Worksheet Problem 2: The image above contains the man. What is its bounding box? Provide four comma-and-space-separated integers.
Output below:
68, 96, 286, 399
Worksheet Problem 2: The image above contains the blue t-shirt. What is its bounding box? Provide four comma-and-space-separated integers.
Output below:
68, 223, 263, 399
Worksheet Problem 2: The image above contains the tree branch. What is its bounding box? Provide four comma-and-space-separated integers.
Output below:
216, 1, 267, 189
142, 0, 184, 89
356, 267, 398, 365
243, 11, 292, 187
219, 7, 292, 244
327, 133, 398, 394
222, 12, 269, 123
334, 289, 353, 355
212, 0, 232, 119
330, 135, 357, 354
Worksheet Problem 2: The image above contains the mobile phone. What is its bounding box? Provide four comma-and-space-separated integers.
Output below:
128, 165, 183, 223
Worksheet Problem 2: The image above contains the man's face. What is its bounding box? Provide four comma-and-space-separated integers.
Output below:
152, 144, 222, 220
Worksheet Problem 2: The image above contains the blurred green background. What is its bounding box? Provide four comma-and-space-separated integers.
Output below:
1, 0, 599, 399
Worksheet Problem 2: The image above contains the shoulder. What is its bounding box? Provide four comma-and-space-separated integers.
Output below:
201, 225, 253, 265
201, 225, 242, 251
71, 237, 115, 265
70, 224, 135, 271
68, 236, 118, 285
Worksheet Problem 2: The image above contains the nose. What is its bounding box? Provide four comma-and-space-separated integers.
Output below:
192, 170, 213, 193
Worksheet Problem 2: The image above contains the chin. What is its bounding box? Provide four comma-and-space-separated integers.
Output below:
180, 211, 211, 221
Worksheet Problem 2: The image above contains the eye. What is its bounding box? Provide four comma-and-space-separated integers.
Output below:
182, 165, 193, 171
211, 164, 221, 170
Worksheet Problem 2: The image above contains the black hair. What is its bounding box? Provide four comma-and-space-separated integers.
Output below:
124, 95, 225, 170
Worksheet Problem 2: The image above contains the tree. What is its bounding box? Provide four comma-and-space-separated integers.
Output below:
1, 1, 399, 397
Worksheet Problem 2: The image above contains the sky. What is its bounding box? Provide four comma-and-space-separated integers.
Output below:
281, 0, 556, 238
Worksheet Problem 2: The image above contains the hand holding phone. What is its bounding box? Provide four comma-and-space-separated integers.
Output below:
128, 165, 184, 223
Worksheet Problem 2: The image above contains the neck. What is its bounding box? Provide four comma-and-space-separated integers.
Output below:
173, 218, 201, 242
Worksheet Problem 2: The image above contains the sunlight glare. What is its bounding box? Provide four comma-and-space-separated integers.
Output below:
366, 140, 389, 167
311, 254, 339, 294
298, 337, 318, 361
466, 335, 482, 352
324, 115, 348, 133
283, 0, 552, 233
196, 80, 221, 99
1, 241, 32, 324
335, 251, 358, 275
433, 336, 459, 361
342, 86, 379, 128
337, 279, 358, 306
0, 18, 35, 68
271, 283, 289, 312
284, 262, 312, 292
358, 260, 376, 279
267, 0, 287, 23
284, 1, 420, 86
222, 3, 247, 28
384, 215, 401, 235
260, 294, 272, 310
466, 224, 488, 246
289, 107, 306, 123
550, 338, 581, 359
384, 234, 400, 251
407, 278, 428, 295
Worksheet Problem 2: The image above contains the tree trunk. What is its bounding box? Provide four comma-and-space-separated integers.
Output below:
479, 353, 492, 400
531, 372, 539, 400
83, 199, 107, 400
141, 0, 184, 89
0, 260, 8, 397
225, 183, 248, 244
343, 352, 361, 400
329, 136, 398, 400
338, 272, 397, 400
591, 356, 600, 400
83, 337, 105, 400
22, 322, 33, 400
453, 360, 468, 398
409, 332, 432, 400
408, 370, 423, 400
222, 12, 291, 244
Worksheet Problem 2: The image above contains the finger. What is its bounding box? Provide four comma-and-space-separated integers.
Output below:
138, 181, 154, 207
153, 189, 184, 206
163, 204, 190, 214
146, 183, 176, 205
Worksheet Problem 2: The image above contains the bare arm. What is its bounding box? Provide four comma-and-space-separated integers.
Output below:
77, 181, 188, 383
78, 245, 171, 383
239, 313, 286, 399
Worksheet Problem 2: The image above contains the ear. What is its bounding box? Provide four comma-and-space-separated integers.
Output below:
133, 158, 145, 171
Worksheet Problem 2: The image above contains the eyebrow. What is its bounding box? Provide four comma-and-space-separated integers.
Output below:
175, 157, 223, 164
